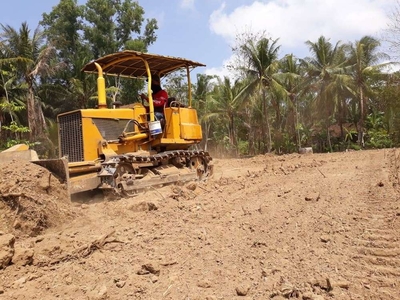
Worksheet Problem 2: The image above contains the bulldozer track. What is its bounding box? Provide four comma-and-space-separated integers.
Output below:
102, 149, 211, 163
348, 149, 400, 298
97, 150, 213, 197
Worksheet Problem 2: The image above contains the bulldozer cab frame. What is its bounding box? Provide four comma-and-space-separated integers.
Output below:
81, 50, 206, 122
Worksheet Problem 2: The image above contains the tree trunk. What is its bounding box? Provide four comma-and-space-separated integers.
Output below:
287, 94, 298, 147
266, 109, 272, 152
358, 88, 365, 147
27, 88, 37, 140
327, 125, 332, 152
245, 107, 254, 155
204, 121, 209, 152
261, 94, 267, 153
27, 82, 46, 140
229, 114, 237, 156
262, 90, 272, 153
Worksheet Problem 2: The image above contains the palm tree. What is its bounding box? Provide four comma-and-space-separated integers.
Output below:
235, 35, 286, 152
347, 36, 390, 146
0, 22, 58, 140
193, 74, 216, 151
303, 36, 349, 151
204, 77, 249, 155
275, 54, 304, 148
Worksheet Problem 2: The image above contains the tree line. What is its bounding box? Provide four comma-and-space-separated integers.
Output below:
193, 33, 400, 156
1, 0, 400, 157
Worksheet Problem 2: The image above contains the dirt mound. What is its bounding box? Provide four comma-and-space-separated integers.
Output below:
0, 149, 399, 299
0, 160, 72, 237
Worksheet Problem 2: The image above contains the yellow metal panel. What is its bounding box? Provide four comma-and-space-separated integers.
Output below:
180, 123, 202, 139
77, 106, 149, 161
164, 107, 181, 139
80, 107, 146, 119
179, 108, 199, 124
158, 138, 199, 144
178, 108, 202, 140
81, 118, 103, 161
59, 106, 148, 128
162, 107, 203, 141
106, 141, 150, 154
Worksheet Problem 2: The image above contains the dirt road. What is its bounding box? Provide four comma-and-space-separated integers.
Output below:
0, 149, 399, 299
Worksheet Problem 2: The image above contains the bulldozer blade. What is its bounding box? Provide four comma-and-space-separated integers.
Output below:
31, 158, 69, 183
34, 159, 102, 196
32, 158, 71, 198
1, 145, 71, 199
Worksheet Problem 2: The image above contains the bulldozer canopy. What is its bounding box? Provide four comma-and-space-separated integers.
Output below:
81, 50, 206, 78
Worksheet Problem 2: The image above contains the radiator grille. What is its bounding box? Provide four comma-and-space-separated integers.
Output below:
92, 118, 134, 140
58, 111, 84, 162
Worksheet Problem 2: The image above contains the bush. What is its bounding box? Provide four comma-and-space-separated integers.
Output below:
365, 129, 393, 149
0, 121, 32, 150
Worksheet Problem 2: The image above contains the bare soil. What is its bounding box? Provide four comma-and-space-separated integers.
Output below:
0, 149, 399, 300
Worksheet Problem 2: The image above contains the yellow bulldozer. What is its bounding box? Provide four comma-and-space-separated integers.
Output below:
0, 51, 213, 198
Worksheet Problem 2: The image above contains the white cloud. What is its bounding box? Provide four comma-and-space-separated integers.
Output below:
209, 0, 393, 57
205, 55, 238, 81
205, 66, 230, 79
180, 0, 195, 10
382, 60, 400, 73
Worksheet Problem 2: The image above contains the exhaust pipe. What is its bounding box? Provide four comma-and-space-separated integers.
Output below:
95, 62, 107, 109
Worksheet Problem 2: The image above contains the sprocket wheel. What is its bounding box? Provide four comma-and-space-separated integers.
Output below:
189, 156, 207, 179
114, 162, 137, 197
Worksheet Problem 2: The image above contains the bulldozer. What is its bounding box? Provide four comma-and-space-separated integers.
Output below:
0, 51, 213, 198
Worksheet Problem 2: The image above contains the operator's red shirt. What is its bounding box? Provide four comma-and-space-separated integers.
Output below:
152, 90, 168, 107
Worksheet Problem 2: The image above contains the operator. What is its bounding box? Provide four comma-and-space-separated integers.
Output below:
140, 74, 168, 121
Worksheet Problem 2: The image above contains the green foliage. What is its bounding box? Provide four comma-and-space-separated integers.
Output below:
0, 121, 33, 149
0, 21, 56, 139
280, 133, 298, 154
39, 0, 158, 109
0, 99, 33, 149
82, 0, 157, 57
1, 121, 30, 134
296, 123, 313, 148
366, 129, 392, 148
237, 139, 249, 156
342, 127, 358, 150
365, 111, 393, 148
0, 101, 25, 114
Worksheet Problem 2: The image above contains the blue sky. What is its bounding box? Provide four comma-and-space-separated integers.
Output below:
1, 0, 396, 78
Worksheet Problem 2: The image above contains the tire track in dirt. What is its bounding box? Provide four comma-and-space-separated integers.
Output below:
348, 150, 400, 299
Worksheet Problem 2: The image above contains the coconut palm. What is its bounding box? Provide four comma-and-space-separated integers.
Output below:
235, 35, 286, 152
193, 74, 216, 151
0, 22, 58, 140
275, 54, 304, 148
303, 36, 349, 151
204, 76, 249, 154
347, 36, 390, 146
